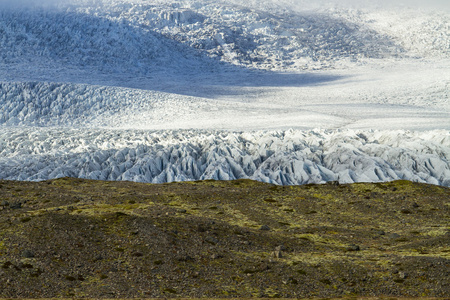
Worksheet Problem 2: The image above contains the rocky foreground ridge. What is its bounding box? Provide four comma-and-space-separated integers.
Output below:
0, 178, 449, 298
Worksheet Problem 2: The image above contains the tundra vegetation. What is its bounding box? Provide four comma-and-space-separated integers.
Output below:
0, 178, 448, 298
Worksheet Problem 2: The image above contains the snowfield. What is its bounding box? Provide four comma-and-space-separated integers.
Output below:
0, 0, 449, 186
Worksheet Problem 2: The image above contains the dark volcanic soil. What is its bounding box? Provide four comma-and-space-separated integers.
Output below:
0, 178, 449, 298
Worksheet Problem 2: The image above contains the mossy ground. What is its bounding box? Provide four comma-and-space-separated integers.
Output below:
0, 178, 448, 298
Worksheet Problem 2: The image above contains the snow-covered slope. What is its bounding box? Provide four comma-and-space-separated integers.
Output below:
1, 74, 448, 131
1, 0, 448, 77
0, 82, 218, 128
0, 0, 449, 186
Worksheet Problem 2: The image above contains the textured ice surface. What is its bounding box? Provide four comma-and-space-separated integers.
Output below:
0, 0, 448, 76
1, 128, 449, 186
0, 0, 449, 185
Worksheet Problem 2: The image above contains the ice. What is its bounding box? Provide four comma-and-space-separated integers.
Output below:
0, 128, 448, 186
0, 0, 449, 186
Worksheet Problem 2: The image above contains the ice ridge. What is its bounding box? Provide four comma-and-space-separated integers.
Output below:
1, 129, 448, 186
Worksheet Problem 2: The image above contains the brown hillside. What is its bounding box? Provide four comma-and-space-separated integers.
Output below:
0, 178, 449, 298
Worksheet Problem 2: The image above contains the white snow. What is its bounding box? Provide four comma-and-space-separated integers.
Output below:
0, 0, 449, 186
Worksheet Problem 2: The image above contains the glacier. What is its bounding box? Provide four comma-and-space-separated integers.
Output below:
0, 0, 449, 186
1, 128, 449, 186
